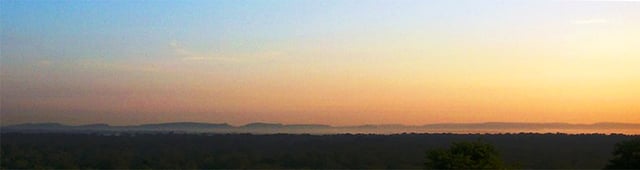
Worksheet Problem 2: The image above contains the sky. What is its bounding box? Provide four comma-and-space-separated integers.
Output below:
1, 0, 639, 126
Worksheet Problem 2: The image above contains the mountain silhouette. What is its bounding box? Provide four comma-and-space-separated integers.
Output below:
135, 122, 232, 129
2, 122, 639, 134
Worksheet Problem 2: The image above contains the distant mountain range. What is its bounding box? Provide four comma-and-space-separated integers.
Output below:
2, 122, 639, 134
136, 122, 232, 129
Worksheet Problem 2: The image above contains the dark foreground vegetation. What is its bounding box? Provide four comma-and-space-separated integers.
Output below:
1, 133, 638, 169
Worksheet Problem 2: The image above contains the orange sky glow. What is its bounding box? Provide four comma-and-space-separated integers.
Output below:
1, 0, 639, 126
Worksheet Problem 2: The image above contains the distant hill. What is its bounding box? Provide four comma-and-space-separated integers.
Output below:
242, 122, 285, 128
135, 122, 232, 129
2, 122, 639, 134
286, 124, 332, 128
78, 124, 111, 128
2, 123, 68, 129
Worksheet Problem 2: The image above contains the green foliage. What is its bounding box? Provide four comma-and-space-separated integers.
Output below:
425, 140, 505, 169
605, 138, 640, 169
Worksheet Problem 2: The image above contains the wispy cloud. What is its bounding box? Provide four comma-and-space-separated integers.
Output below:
574, 19, 607, 25
78, 60, 160, 73
169, 40, 284, 63
169, 40, 197, 58
169, 40, 244, 62
34, 60, 52, 67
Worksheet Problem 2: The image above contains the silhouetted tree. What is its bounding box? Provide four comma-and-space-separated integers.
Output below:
605, 138, 640, 169
425, 140, 505, 169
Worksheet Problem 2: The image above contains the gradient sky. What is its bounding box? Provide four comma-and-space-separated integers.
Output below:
1, 0, 639, 126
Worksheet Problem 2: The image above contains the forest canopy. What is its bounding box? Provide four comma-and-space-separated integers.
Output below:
2, 133, 638, 169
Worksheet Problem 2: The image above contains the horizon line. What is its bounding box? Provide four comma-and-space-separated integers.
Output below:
3, 121, 640, 128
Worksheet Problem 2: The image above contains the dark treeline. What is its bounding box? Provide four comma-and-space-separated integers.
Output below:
1, 133, 637, 169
